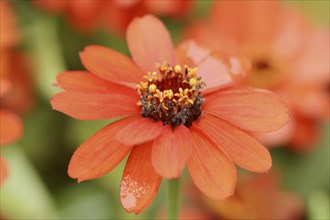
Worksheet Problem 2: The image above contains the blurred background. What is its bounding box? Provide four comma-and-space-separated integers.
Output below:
0, 0, 329, 219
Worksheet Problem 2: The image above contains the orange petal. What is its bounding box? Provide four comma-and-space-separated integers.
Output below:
0, 79, 12, 98
203, 88, 289, 132
0, 1, 20, 48
252, 120, 295, 148
152, 125, 192, 179
126, 15, 176, 72
0, 109, 23, 145
209, 1, 281, 44
193, 114, 271, 172
50, 92, 140, 120
79, 45, 144, 84
290, 29, 330, 84
120, 142, 162, 214
187, 127, 237, 200
144, 0, 193, 17
68, 117, 136, 182
57, 71, 137, 96
0, 156, 9, 186
176, 40, 251, 92
271, 7, 310, 61
66, 0, 102, 32
116, 117, 162, 146
101, 1, 136, 35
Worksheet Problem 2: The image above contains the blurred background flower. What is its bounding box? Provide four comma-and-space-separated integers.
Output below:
0, 1, 329, 219
177, 172, 304, 220
183, 1, 329, 152
32, 0, 194, 34
0, 0, 30, 186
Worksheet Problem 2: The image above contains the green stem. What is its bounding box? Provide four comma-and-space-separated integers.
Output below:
167, 178, 181, 220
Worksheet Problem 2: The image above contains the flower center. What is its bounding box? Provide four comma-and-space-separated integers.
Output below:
246, 57, 285, 89
136, 63, 205, 128
254, 60, 271, 71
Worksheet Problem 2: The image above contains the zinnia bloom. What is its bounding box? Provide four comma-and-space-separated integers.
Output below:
51, 15, 289, 213
33, 0, 193, 34
183, 1, 329, 151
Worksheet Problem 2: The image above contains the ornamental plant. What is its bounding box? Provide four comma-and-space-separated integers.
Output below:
51, 15, 289, 216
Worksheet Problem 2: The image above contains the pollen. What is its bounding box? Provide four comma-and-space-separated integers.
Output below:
148, 84, 157, 93
136, 62, 205, 127
174, 65, 182, 73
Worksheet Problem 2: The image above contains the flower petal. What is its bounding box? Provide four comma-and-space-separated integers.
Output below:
126, 15, 176, 72
79, 45, 144, 83
152, 124, 192, 179
65, 0, 103, 32
0, 79, 12, 98
116, 117, 162, 146
271, 7, 310, 61
56, 71, 136, 96
252, 120, 295, 148
144, 0, 193, 17
187, 127, 237, 200
203, 88, 289, 132
0, 109, 23, 145
50, 92, 140, 120
290, 29, 330, 84
176, 40, 251, 92
0, 156, 8, 186
120, 142, 162, 214
193, 114, 271, 172
68, 117, 136, 182
209, 1, 282, 44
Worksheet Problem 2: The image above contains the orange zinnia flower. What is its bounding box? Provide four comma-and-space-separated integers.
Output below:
51, 15, 289, 213
183, 1, 329, 151
33, 0, 193, 34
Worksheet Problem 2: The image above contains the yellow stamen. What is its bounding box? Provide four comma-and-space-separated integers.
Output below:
174, 65, 182, 74
189, 78, 197, 87
149, 84, 157, 93
187, 67, 198, 78
136, 63, 205, 127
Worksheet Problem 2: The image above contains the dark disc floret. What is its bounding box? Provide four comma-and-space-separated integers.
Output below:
136, 63, 205, 128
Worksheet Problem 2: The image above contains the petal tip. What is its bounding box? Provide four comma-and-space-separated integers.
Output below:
158, 171, 182, 180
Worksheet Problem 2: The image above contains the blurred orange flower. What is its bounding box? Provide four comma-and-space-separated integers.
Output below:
183, 1, 329, 151
0, 1, 20, 48
51, 15, 289, 213
0, 103, 23, 185
33, 0, 194, 34
202, 173, 304, 220
0, 1, 34, 114
0, 1, 33, 185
